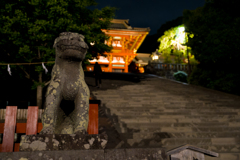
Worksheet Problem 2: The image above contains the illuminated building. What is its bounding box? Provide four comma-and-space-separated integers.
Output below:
87, 19, 150, 73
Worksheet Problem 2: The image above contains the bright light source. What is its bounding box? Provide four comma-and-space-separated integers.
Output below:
172, 26, 186, 50
90, 42, 95, 45
179, 27, 185, 32
152, 55, 158, 60
114, 36, 121, 39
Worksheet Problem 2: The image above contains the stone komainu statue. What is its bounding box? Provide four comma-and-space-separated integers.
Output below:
40, 32, 90, 134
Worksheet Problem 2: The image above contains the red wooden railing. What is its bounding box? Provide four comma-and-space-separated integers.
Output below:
0, 103, 98, 152
1, 106, 17, 152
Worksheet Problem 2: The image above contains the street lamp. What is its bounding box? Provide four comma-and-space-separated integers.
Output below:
151, 49, 161, 61
153, 55, 158, 60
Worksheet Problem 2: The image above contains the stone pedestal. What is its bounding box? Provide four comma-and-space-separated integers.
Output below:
19, 133, 108, 152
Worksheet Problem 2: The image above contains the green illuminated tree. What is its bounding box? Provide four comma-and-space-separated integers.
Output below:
0, 0, 115, 108
183, 0, 240, 95
158, 25, 197, 65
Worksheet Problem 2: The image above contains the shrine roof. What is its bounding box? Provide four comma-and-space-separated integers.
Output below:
108, 19, 150, 32
110, 23, 128, 29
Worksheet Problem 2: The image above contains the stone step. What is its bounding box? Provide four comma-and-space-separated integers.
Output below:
110, 107, 240, 111
101, 100, 237, 105
91, 77, 240, 160
102, 103, 190, 107
205, 154, 240, 160
159, 112, 237, 116
123, 122, 240, 128
115, 115, 240, 120
117, 126, 240, 133
126, 137, 240, 146
120, 138, 240, 152
114, 138, 240, 153
99, 95, 234, 99
118, 117, 240, 123
101, 102, 238, 108
96, 91, 234, 97
162, 106, 240, 109
111, 109, 240, 113
113, 112, 240, 122
102, 106, 240, 111
102, 100, 236, 105
96, 92, 237, 99
205, 153, 240, 160
104, 107, 239, 112
120, 131, 240, 138
100, 100, 195, 103
164, 145, 240, 154
0, 148, 168, 160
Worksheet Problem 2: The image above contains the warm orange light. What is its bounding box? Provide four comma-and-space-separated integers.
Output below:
139, 67, 144, 73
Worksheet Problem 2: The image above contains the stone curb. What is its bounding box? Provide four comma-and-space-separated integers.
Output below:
0, 148, 167, 160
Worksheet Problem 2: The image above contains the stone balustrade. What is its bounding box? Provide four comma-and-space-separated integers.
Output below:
149, 62, 195, 72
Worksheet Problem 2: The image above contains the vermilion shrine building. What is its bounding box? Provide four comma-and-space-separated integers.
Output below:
87, 19, 150, 73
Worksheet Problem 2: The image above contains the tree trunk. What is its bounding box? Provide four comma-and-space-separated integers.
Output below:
185, 33, 191, 77
186, 47, 191, 83
187, 48, 191, 75
37, 72, 43, 108
36, 46, 43, 108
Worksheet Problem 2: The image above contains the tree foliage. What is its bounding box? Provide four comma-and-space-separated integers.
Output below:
0, 0, 115, 106
184, 0, 240, 95
157, 25, 197, 65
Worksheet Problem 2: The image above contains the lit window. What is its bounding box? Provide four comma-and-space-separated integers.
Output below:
117, 41, 122, 47
112, 41, 122, 47
114, 36, 121, 40
112, 57, 125, 63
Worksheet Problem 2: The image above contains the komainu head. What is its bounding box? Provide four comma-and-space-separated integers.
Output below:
53, 32, 89, 62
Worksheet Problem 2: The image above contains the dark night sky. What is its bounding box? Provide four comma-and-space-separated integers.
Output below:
93, 0, 205, 35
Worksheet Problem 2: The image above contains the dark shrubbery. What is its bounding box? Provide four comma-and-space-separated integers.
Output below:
173, 71, 188, 83
188, 66, 240, 96
183, 0, 240, 96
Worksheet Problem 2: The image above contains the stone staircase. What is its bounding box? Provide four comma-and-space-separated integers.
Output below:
92, 77, 240, 160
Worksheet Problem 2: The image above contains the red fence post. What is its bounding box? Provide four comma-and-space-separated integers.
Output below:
26, 106, 39, 135
1, 106, 17, 152
87, 104, 98, 134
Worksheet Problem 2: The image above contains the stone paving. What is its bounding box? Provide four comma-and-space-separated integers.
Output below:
85, 73, 240, 160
